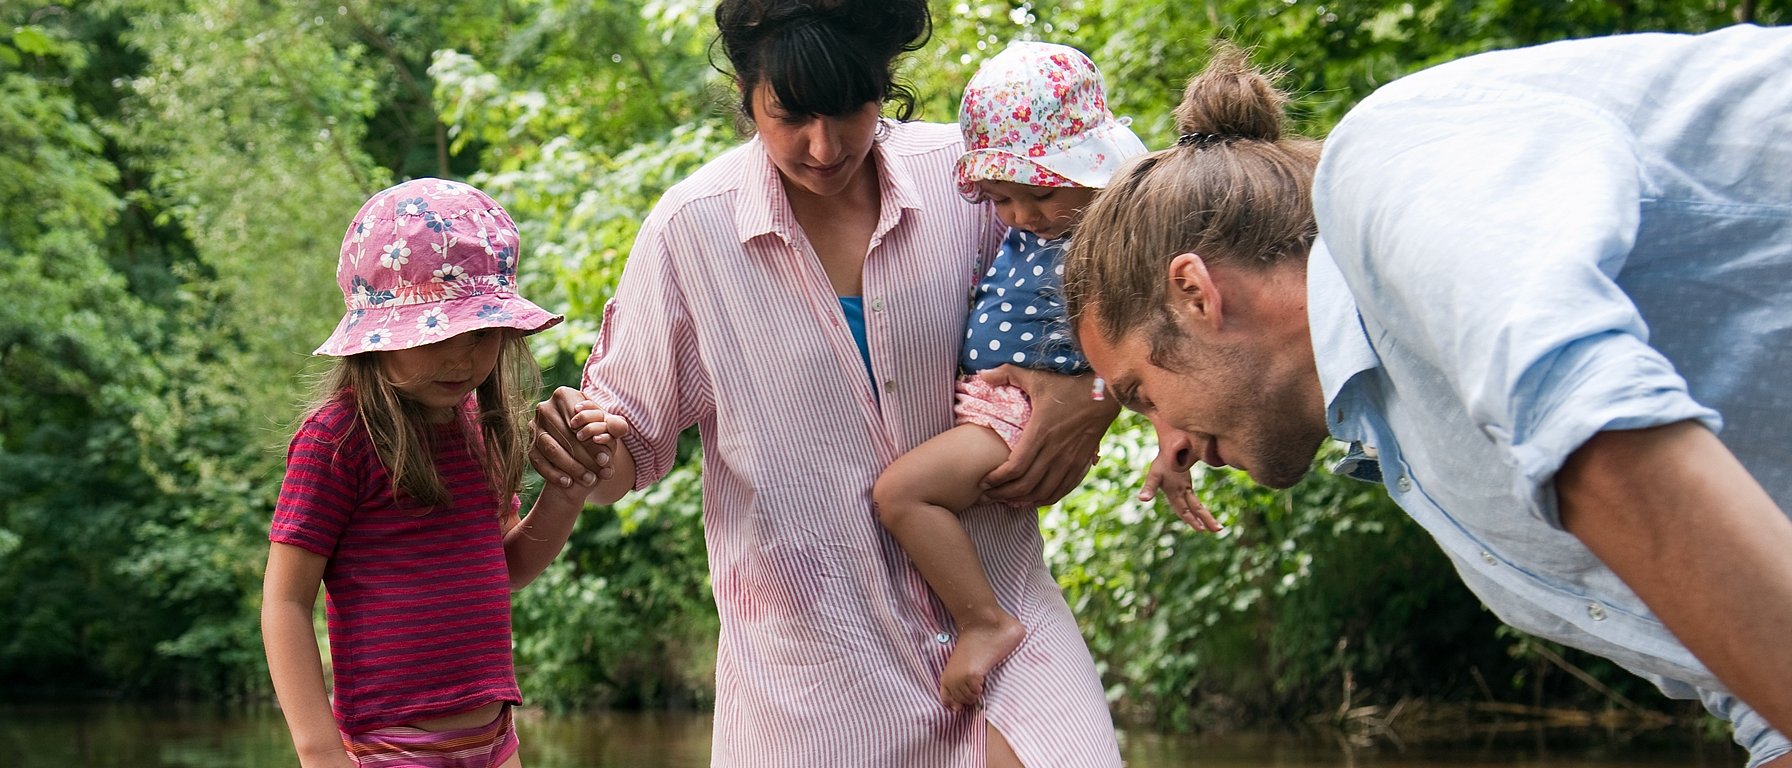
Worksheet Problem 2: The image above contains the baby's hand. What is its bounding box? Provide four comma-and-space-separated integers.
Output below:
1139, 448, 1223, 533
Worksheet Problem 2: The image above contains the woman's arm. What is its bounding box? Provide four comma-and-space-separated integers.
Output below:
975, 366, 1120, 507
1558, 420, 1792, 739
262, 542, 356, 768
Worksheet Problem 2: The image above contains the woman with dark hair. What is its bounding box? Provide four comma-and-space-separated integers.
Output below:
530, 0, 1123, 764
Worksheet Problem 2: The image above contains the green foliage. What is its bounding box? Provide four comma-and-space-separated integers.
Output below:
425, 0, 734, 364
0, 12, 168, 692
433, 42, 734, 361
3, 0, 387, 695
3, 0, 1775, 734
1044, 419, 1502, 726
513, 435, 717, 709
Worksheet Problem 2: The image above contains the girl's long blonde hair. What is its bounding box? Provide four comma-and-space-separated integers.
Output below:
308, 334, 540, 517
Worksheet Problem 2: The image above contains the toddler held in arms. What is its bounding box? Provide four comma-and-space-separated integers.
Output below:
872, 41, 1221, 712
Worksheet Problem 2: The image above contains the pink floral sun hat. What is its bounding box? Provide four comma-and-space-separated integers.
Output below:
315, 178, 562, 356
954, 41, 1148, 202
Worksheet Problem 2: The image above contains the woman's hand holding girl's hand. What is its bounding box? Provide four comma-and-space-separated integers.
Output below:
1139, 438, 1223, 533
571, 401, 631, 468
573, 401, 637, 449
977, 366, 1121, 507
529, 386, 614, 488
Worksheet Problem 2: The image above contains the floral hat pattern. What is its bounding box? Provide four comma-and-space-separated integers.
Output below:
954, 41, 1149, 201
315, 178, 562, 356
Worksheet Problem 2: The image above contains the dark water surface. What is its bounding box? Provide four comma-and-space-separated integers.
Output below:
1, 702, 1738, 767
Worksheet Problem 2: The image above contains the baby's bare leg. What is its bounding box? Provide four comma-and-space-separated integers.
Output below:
873, 423, 1026, 710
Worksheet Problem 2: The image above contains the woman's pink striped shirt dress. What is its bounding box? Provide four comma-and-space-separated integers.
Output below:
581, 121, 1123, 767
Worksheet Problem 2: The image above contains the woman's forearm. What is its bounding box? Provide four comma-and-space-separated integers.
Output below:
585, 437, 636, 506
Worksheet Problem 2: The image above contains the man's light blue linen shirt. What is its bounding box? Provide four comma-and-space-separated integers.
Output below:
1309, 25, 1792, 764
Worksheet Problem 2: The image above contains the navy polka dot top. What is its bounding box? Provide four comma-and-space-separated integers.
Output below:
960, 228, 1088, 375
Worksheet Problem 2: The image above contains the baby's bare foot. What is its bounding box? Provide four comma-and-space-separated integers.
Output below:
939, 616, 1026, 710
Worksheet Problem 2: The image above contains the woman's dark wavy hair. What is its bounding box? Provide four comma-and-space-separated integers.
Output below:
713, 0, 931, 120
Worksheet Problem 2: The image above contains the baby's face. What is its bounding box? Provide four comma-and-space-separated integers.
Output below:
974, 180, 1096, 241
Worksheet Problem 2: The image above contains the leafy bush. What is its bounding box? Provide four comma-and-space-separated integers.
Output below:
513, 434, 718, 710
7, 0, 1774, 728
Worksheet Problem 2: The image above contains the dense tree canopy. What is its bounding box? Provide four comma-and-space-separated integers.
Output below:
2, 0, 1780, 728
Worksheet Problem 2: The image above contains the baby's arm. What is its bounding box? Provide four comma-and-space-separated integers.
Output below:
1139, 434, 1223, 533
262, 543, 356, 768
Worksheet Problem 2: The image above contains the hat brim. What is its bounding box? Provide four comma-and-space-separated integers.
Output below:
314, 291, 564, 356
955, 120, 1148, 201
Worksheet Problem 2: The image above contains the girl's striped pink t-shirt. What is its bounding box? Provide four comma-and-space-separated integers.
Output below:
270, 396, 522, 734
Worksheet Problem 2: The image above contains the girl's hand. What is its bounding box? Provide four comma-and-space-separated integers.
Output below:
977, 366, 1120, 507
529, 387, 610, 488
1140, 431, 1223, 532
510, 402, 630, 588
571, 402, 632, 449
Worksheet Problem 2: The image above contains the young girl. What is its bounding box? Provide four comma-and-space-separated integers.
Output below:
871, 41, 1222, 712
262, 178, 588, 768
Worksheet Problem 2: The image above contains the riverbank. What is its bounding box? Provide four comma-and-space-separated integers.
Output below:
0, 700, 1738, 768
